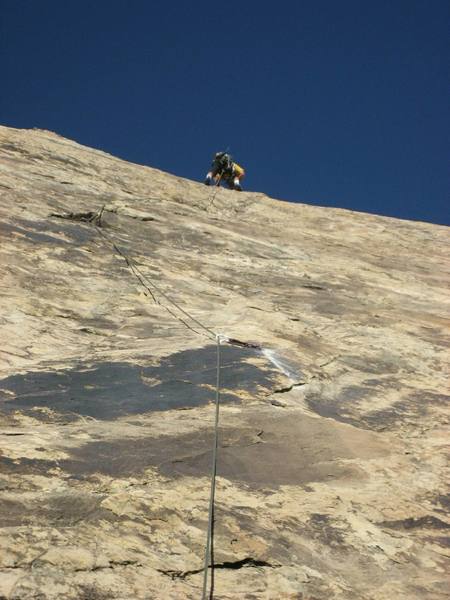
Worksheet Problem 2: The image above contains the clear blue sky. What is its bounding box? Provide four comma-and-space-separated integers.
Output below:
1, 0, 448, 225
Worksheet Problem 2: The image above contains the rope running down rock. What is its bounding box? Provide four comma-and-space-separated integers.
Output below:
93, 208, 221, 599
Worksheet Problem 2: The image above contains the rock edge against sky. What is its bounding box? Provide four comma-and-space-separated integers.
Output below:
0, 126, 449, 599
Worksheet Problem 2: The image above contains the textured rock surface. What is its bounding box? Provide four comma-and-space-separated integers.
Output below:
0, 125, 449, 599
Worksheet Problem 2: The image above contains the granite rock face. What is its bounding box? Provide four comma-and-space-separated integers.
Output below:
0, 125, 449, 599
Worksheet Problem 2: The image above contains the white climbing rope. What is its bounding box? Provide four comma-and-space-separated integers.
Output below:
201, 333, 223, 600
51, 203, 295, 599
92, 209, 223, 598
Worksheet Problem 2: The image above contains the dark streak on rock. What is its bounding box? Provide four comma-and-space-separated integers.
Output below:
379, 516, 450, 531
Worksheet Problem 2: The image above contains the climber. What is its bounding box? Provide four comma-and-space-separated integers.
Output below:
204, 152, 245, 191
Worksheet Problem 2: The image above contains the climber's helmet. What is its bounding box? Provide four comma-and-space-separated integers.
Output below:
214, 152, 231, 168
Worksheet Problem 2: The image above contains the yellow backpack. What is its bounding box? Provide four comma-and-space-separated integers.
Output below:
233, 162, 245, 178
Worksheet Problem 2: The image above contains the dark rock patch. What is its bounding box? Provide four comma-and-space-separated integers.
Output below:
306, 385, 448, 431
431, 536, 450, 548
0, 490, 113, 527
0, 345, 282, 420
305, 390, 361, 428
305, 513, 348, 548
15, 217, 97, 246
0, 455, 56, 477
60, 413, 386, 487
435, 494, 450, 510
379, 516, 450, 531
340, 354, 401, 375
0, 221, 69, 246
362, 391, 448, 431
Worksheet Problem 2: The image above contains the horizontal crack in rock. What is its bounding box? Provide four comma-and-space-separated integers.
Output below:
213, 557, 275, 570
226, 338, 262, 350
91, 559, 141, 571
50, 210, 99, 223
318, 355, 341, 368
301, 283, 326, 290
158, 557, 276, 580
121, 213, 156, 222
273, 382, 306, 394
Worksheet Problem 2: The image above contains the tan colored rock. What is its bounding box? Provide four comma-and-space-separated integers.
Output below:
0, 125, 449, 599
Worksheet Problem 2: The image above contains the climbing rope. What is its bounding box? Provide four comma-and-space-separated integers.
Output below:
206, 174, 223, 211
50, 202, 272, 598
94, 219, 216, 342
93, 208, 221, 598
201, 334, 222, 600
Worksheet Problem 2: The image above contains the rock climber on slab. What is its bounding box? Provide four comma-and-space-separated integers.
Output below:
204, 152, 245, 191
